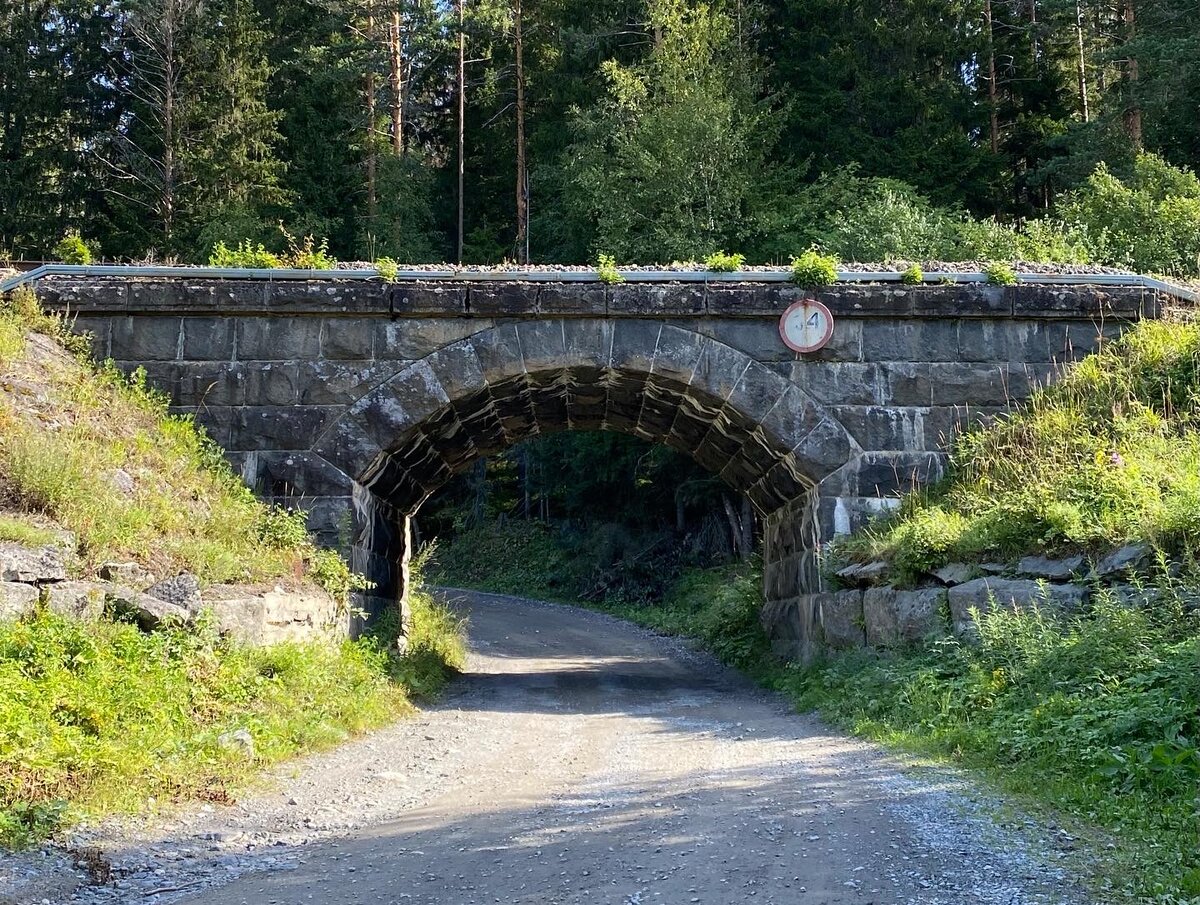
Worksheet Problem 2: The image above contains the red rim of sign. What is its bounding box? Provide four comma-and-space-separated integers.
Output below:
779, 299, 835, 353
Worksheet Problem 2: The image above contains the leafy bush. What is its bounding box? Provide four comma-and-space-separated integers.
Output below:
790, 248, 839, 285
983, 260, 1017, 285
52, 231, 93, 265
281, 229, 336, 270
900, 263, 924, 285
704, 250, 745, 272
209, 240, 281, 269
597, 253, 624, 285
1062, 154, 1200, 277
816, 181, 952, 262
374, 257, 399, 282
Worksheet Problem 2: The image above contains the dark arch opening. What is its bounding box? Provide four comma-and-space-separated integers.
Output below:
309, 319, 854, 629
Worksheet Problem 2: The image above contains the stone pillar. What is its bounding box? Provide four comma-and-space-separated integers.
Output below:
760, 494, 824, 663
349, 482, 413, 642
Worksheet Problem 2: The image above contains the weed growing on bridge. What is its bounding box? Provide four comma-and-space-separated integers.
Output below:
597, 254, 624, 284
51, 231, 93, 266
209, 240, 282, 268
900, 263, 924, 284
374, 256, 400, 282
983, 260, 1018, 285
789, 248, 839, 286
704, 251, 745, 272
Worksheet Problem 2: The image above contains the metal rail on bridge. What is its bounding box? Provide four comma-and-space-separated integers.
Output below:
2, 263, 1196, 303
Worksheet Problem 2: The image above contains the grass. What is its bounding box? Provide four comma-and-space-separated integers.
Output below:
0, 583, 464, 847
0, 288, 357, 593
835, 312, 1200, 584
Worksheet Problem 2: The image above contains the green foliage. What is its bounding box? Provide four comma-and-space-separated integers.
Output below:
789, 248, 839, 286
52, 231, 93, 265
308, 549, 374, 604
280, 229, 336, 269
0, 589, 466, 847
704, 251, 745, 272
789, 595, 1200, 900
209, 240, 282, 269
1062, 154, 1200, 277
983, 261, 1018, 285
835, 315, 1200, 577
900, 263, 924, 285
596, 254, 624, 285
373, 257, 399, 283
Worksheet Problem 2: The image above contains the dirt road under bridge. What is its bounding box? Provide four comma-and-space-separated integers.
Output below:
44, 590, 1090, 905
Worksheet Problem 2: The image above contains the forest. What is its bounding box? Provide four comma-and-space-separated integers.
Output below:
3, 0, 1200, 274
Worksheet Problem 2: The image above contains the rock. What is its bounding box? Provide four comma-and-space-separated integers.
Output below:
834, 561, 889, 587
99, 561, 156, 588
202, 585, 342, 646
817, 590, 865, 650
1016, 554, 1085, 581
932, 563, 974, 586
864, 587, 947, 646
1092, 543, 1154, 580
979, 562, 1008, 575
948, 578, 1088, 636
0, 543, 66, 583
43, 580, 108, 620
217, 728, 255, 759
0, 581, 39, 620
147, 573, 202, 609
108, 585, 192, 630
108, 468, 136, 496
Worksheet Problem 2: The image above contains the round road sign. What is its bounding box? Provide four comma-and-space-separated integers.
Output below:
779, 299, 835, 354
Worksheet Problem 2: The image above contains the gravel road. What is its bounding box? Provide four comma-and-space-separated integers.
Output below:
2, 589, 1096, 905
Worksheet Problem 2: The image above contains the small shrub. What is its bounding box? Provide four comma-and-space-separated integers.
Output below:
309, 548, 374, 604
983, 261, 1018, 286
52, 231, 93, 266
597, 254, 624, 285
209, 240, 281, 269
374, 257, 399, 282
790, 248, 839, 286
900, 263, 924, 285
704, 251, 745, 272
280, 228, 336, 270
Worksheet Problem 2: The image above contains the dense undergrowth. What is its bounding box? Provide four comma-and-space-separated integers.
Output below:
836, 311, 1200, 584
0, 584, 464, 847
0, 288, 357, 595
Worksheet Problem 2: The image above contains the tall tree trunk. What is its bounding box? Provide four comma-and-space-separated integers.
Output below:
514, 0, 528, 263
162, 6, 175, 243
365, 10, 378, 228
1075, 0, 1090, 121
1122, 0, 1142, 148
456, 0, 466, 264
984, 0, 1000, 155
739, 495, 754, 559
389, 8, 403, 155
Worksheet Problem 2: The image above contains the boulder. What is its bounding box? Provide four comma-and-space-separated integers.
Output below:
99, 561, 156, 588
201, 585, 342, 646
948, 577, 1088, 636
834, 560, 889, 587
817, 590, 865, 650
217, 728, 255, 759
0, 543, 66, 583
1092, 544, 1154, 580
147, 573, 202, 609
1016, 554, 1085, 581
43, 580, 108, 620
864, 587, 947, 646
107, 585, 192, 630
932, 563, 975, 586
0, 581, 39, 620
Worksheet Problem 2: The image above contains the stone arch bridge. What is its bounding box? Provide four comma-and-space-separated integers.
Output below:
37, 275, 1163, 659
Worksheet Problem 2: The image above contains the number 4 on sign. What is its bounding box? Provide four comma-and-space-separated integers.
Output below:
779, 299, 835, 354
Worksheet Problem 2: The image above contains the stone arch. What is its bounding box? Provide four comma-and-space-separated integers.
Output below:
308, 318, 857, 635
